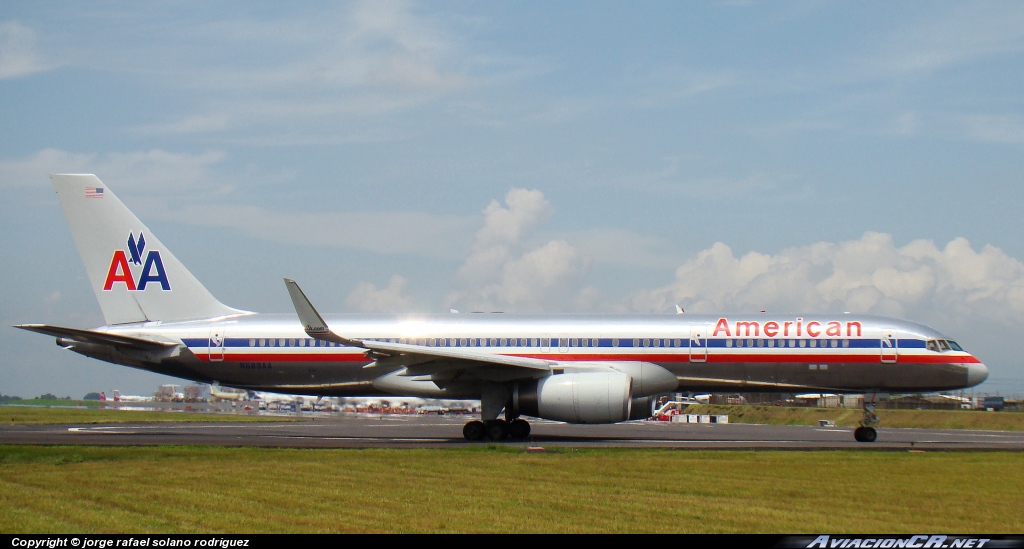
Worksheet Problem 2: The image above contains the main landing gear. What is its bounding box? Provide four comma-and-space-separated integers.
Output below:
463, 383, 532, 441
854, 400, 879, 443
463, 418, 531, 441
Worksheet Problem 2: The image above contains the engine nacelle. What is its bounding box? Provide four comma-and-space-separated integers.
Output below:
628, 395, 659, 420
513, 371, 632, 424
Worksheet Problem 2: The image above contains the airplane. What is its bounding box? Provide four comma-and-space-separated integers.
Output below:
251, 391, 296, 406
110, 389, 152, 403
15, 174, 989, 443
207, 384, 250, 402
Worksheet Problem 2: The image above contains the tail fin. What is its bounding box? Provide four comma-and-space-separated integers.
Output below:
50, 174, 248, 325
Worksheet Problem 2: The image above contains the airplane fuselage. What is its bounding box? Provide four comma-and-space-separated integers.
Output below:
73, 312, 986, 398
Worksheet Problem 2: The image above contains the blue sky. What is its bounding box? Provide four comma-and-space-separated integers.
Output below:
2, 1, 1023, 398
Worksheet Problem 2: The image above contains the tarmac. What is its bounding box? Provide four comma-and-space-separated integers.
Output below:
2, 408, 1023, 450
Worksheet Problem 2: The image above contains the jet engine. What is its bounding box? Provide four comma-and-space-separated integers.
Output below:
512, 371, 633, 424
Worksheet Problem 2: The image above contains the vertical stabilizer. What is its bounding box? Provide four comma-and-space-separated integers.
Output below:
50, 174, 248, 325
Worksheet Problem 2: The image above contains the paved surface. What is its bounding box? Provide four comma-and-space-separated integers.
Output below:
2, 414, 1023, 450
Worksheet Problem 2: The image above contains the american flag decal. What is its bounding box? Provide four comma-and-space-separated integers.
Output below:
85, 187, 104, 198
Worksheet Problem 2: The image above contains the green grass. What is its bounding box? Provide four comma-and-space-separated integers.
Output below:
0, 445, 1020, 533
0, 398, 106, 408
0, 406, 292, 425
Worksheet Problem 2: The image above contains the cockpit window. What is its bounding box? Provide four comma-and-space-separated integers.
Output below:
926, 340, 938, 352
948, 340, 964, 351
938, 340, 951, 351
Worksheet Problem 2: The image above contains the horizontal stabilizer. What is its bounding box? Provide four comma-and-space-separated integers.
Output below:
14, 324, 180, 351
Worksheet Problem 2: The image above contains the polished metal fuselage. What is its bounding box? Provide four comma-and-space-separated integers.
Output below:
77, 312, 986, 398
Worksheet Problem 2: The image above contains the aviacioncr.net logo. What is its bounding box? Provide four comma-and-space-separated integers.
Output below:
102, 231, 171, 291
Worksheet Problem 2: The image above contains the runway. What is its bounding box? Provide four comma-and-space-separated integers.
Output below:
2, 414, 1023, 450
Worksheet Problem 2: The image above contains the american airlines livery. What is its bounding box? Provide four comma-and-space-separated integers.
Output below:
16, 175, 988, 442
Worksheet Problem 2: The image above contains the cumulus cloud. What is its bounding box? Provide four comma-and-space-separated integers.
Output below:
449, 188, 596, 312
345, 275, 413, 312
624, 232, 1024, 330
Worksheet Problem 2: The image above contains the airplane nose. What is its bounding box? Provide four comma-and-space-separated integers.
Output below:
966, 360, 988, 387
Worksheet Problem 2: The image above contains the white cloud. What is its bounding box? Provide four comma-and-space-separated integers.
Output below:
0, 21, 51, 79
497, 240, 589, 306
456, 187, 553, 285
345, 275, 413, 312
450, 188, 594, 312
624, 232, 1024, 331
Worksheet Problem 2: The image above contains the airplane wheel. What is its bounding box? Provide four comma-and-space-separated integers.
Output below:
486, 419, 509, 441
463, 420, 486, 441
509, 418, 531, 439
854, 426, 877, 443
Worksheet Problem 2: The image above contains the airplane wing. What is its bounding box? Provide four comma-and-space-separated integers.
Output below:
14, 324, 180, 351
284, 279, 553, 374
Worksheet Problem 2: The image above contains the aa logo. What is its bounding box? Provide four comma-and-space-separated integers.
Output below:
102, 232, 171, 291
